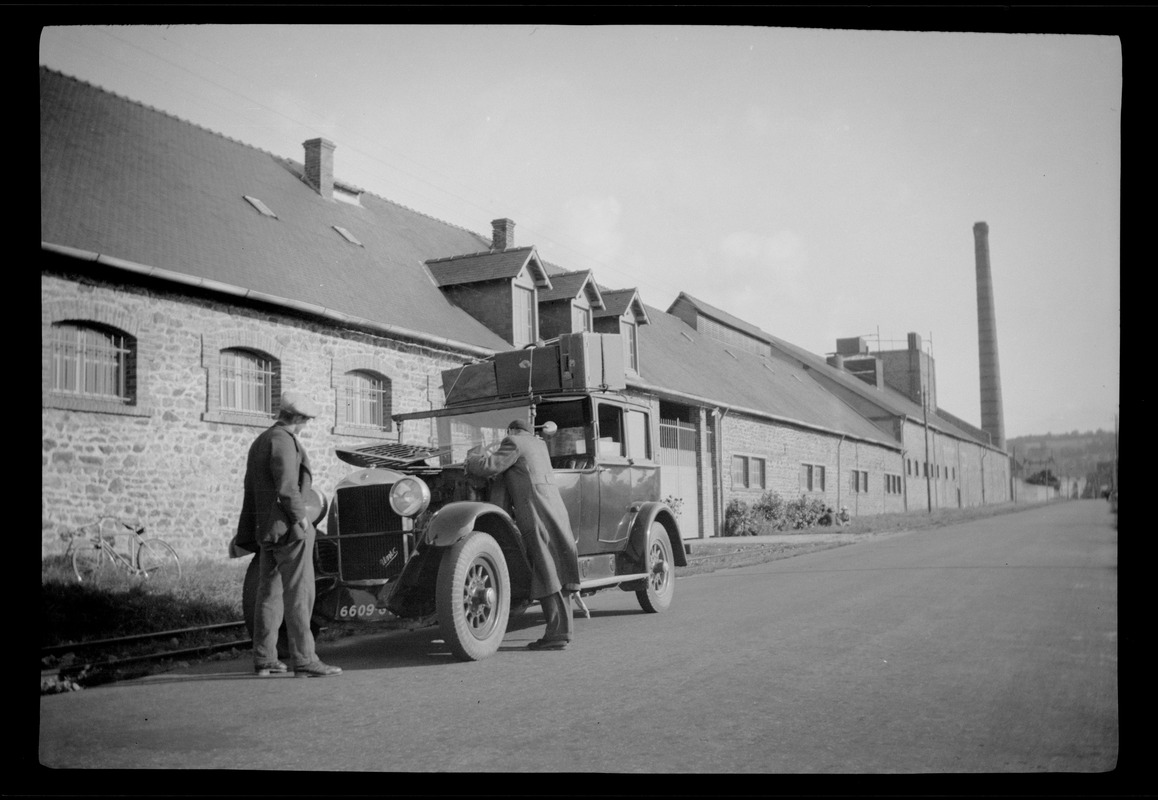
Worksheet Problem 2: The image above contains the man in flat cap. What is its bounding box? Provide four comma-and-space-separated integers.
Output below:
465, 418, 581, 650
236, 390, 341, 678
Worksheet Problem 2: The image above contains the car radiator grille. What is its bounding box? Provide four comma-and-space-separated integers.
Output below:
333, 484, 408, 582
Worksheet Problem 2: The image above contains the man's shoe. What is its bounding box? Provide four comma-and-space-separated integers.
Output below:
294, 661, 342, 678
527, 638, 569, 651
254, 660, 288, 676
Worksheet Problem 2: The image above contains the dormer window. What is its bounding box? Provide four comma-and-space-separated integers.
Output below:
594, 287, 648, 374
536, 269, 603, 340
424, 244, 551, 348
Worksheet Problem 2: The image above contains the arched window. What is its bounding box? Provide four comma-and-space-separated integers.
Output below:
220, 348, 275, 415
342, 370, 390, 430
49, 322, 133, 402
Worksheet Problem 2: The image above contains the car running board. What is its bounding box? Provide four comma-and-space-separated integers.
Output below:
579, 573, 649, 590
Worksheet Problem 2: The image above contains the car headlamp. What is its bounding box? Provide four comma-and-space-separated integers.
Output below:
389, 476, 431, 517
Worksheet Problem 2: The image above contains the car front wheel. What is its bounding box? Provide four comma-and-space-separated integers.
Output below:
636, 522, 675, 613
436, 532, 511, 661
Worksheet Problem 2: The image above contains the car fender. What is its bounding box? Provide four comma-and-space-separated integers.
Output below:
423, 502, 534, 601
426, 501, 522, 550
623, 502, 688, 568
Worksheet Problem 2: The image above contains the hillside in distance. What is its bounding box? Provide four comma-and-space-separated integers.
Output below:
1007, 428, 1117, 489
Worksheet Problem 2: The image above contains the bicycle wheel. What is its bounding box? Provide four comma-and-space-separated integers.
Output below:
136, 539, 182, 585
72, 542, 111, 584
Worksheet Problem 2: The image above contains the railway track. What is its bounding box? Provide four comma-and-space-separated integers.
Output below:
41, 621, 252, 682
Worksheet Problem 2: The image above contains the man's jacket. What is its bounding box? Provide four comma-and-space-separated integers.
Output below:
465, 429, 580, 599
233, 422, 314, 555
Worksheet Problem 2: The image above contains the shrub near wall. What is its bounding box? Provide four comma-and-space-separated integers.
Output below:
724, 491, 830, 536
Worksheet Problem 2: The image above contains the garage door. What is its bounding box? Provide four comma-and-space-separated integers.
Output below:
659, 417, 700, 538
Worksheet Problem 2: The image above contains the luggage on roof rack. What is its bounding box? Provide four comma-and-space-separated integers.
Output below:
441, 332, 626, 405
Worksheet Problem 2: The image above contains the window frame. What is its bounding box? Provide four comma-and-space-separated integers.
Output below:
622, 320, 639, 372
800, 462, 827, 493
338, 369, 391, 434
201, 330, 286, 427
218, 348, 276, 417
49, 322, 132, 403
851, 468, 869, 494
42, 302, 152, 417
512, 284, 536, 348
731, 453, 766, 490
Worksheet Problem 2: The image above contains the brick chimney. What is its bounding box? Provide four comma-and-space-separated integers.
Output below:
492, 218, 515, 250
303, 138, 336, 200
974, 221, 1006, 449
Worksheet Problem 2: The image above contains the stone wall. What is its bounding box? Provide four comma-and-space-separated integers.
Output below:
42, 271, 473, 561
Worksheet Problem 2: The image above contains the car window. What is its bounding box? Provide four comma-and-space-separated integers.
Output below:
626, 409, 651, 461
596, 403, 626, 459
535, 399, 592, 464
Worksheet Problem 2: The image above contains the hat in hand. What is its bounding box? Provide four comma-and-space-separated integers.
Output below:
281, 390, 321, 418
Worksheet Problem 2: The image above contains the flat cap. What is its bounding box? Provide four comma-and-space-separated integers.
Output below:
508, 419, 532, 432
281, 390, 321, 418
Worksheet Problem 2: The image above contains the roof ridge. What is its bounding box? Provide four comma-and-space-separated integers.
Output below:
425, 245, 535, 265
40, 64, 494, 250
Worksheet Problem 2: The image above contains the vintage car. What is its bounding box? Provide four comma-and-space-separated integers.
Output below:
243, 341, 686, 661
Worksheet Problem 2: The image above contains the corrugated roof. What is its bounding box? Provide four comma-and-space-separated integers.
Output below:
40, 67, 511, 352
671, 292, 991, 446
636, 307, 898, 447
670, 291, 768, 341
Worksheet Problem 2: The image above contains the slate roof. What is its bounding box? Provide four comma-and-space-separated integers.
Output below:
538, 270, 603, 307
40, 67, 511, 352
424, 247, 551, 288
596, 288, 650, 324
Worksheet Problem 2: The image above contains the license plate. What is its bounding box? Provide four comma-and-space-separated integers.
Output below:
337, 603, 391, 620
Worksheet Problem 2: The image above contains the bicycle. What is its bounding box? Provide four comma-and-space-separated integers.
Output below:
70, 517, 182, 586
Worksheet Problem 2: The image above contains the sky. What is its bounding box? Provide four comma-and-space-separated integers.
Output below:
39, 24, 1121, 440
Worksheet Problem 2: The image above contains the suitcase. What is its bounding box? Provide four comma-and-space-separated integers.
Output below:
441, 361, 498, 404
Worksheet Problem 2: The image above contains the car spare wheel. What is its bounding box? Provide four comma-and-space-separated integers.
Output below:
436, 532, 511, 661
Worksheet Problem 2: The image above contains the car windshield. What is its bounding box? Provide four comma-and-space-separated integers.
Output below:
398, 403, 533, 465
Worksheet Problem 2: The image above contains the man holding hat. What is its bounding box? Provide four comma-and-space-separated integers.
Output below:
465, 418, 581, 650
236, 390, 341, 678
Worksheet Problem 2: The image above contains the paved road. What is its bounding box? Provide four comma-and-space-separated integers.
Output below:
39, 500, 1118, 774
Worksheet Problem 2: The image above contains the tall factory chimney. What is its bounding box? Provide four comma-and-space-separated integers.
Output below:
973, 221, 1006, 449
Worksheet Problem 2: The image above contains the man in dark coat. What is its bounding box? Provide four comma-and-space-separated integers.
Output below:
465, 419, 581, 650
236, 390, 341, 678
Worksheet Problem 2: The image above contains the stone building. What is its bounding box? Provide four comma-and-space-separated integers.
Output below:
41, 66, 1009, 560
